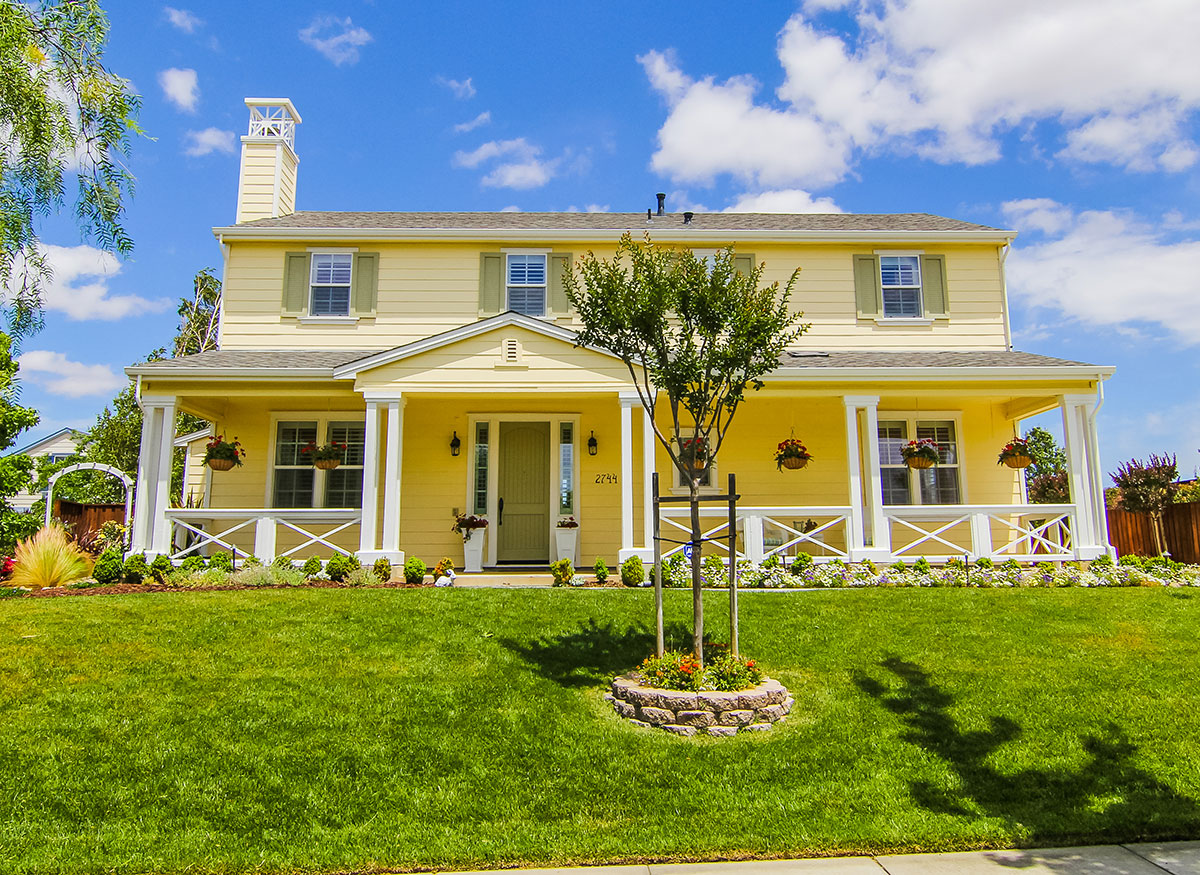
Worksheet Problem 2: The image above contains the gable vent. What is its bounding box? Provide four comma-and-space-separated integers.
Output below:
501, 338, 521, 363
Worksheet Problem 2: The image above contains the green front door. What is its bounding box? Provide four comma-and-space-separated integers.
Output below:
498, 421, 550, 563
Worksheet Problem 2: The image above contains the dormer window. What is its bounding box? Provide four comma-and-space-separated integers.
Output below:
506, 254, 546, 316
310, 253, 353, 316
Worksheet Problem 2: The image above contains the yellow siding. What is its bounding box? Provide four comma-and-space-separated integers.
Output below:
235, 142, 280, 223
218, 240, 1010, 352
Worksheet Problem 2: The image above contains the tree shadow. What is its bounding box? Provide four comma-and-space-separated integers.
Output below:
501, 618, 695, 688
855, 657, 1200, 845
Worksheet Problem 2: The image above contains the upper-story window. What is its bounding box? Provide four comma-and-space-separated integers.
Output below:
879, 256, 922, 319
310, 253, 353, 316
506, 254, 547, 316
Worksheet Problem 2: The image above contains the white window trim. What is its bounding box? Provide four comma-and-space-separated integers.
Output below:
874, 250, 925, 321
877, 410, 968, 506
669, 427, 719, 496
466, 412, 581, 567
265, 412, 367, 509
308, 252, 354, 318
298, 316, 361, 325
502, 251, 549, 317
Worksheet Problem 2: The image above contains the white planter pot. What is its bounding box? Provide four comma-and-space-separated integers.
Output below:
463, 528, 485, 573
555, 527, 578, 563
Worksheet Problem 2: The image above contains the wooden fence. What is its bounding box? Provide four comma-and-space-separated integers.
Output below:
53, 500, 125, 540
1106, 502, 1200, 563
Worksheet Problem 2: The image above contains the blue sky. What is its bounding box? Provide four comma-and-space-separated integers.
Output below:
15, 0, 1200, 480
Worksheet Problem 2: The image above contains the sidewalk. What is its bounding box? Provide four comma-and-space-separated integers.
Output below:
450, 842, 1200, 874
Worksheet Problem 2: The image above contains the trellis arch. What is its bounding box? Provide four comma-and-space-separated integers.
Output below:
44, 463, 134, 533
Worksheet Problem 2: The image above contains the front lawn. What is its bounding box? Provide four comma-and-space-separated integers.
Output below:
2, 587, 1198, 874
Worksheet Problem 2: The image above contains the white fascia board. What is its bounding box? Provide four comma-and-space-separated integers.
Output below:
125, 366, 344, 379
243, 97, 302, 122
766, 365, 1115, 382
212, 226, 1018, 245
173, 426, 215, 447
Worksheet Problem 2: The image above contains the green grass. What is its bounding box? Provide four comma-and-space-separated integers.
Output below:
1, 587, 1199, 873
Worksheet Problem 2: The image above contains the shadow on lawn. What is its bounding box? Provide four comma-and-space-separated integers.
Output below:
856, 657, 1200, 845
502, 618, 694, 688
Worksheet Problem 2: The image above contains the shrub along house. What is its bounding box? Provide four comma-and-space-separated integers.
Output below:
128, 98, 1115, 569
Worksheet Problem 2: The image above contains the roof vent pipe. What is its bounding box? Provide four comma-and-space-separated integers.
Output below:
683, 211, 694, 224
646, 208, 652, 221
656, 192, 666, 216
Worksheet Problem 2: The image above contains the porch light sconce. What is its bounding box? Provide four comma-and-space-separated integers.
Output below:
450, 431, 461, 457
587, 431, 598, 456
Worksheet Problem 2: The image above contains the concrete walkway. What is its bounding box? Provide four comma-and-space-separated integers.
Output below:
450, 842, 1200, 874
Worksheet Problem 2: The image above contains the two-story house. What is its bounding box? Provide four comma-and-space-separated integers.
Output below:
127, 99, 1114, 569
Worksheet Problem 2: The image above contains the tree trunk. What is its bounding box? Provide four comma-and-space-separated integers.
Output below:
689, 478, 704, 667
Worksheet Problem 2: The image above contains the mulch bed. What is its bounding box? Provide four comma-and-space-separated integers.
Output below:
20, 580, 435, 598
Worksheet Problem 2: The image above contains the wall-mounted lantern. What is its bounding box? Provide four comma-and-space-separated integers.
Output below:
587, 430, 598, 456
450, 431, 461, 456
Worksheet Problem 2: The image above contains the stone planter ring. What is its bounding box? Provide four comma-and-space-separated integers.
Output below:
606, 675, 792, 736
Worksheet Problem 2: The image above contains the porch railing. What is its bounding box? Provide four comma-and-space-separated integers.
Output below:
164, 508, 361, 562
658, 506, 854, 563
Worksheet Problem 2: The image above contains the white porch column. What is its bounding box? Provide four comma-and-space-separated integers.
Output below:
859, 398, 891, 557
358, 400, 381, 556
843, 398, 866, 555
642, 405, 656, 550
130, 399, 162, 553
149, 399, 176, 555
379, 397, 405, 560
1062, 393, 1103, 559
844, 395, 890, 561
617, 391, 643, 562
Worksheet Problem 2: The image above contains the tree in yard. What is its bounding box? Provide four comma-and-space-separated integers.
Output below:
1, 0, 141, 337
1023, 426, 1069, 504
0, 336, 43, 553
173, 268, 222, 357
1111, 454, 1178, 556
565, 233, 805, 666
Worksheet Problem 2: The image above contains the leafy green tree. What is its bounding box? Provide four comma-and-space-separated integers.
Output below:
1, 0, 141, 336
0, 336, 42, 552
1111, 453, 1178, 556
566, 234, 805, 665
1022, 426, 1069, 504
173, 268, 222, 357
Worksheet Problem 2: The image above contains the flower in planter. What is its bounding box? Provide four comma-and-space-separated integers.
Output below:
452, 512, 489, 541
774, 437, 813, 471
997, 437, 1033, 467
556, 516, 579, 529
203, 435, 245, 468
900, 438, 941, 468
300, 440, 348, 463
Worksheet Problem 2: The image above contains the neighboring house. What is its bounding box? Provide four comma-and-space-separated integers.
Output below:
127, 99, 1115, 566
9, 428, 82, 512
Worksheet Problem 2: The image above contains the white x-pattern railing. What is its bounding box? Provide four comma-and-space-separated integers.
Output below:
658, 506, 853, 562
885, 504, 1075, 561
165, 508, 360, 561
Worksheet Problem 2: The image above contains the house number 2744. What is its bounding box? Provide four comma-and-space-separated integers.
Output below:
595, 473, 618, 484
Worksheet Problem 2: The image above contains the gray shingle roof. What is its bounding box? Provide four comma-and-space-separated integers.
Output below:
232, 211, 1002, 233
779, 350, 1092, 368
132, 349, 371, 371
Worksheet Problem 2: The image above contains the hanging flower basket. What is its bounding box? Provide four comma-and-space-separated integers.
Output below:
314, 458, 341, 470
678, 436, 708, 473
998, 438, 1033, 469
775, 437, 812, 471
203, 435, 245, 471
901, 438, 940, 469
302, 440, 347, 470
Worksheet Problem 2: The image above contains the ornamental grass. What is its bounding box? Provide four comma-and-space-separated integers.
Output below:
11, 525, 91, 591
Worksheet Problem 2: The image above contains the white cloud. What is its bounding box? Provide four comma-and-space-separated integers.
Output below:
726, 189, 842, 213
10, 244, 172, 321
643, 1, 1200, 189
453, 111, 491, 133
163, 7, 202, 33
299, 16, 372, 66
437, 76, 476, 99
18, 351, 126, 398
183, 127, 235, 157
453, 138, 559, 189
158, 68, 199, 113
500, 205, 522, 212
1002, 199, 1200, 344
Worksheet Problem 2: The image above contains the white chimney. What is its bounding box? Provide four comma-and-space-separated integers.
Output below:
235, 98, 302, 223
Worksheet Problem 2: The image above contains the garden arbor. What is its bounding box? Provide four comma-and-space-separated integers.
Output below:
44, 462, 133, 535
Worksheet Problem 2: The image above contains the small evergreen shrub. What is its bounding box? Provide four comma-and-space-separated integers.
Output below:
345, 567, 376, 587
620, 555, 645, 587
372, 557, 393, 583
790, 552, 813, 574
550, 558, 574, 586
403, 557, 427, 584
179, 555, 206, 573
1090, 553, 1114, 570
974, 556, 994, 569
703, 553, 726, 587
272, 555, 296, 571
301, 555, 323, 578
325, 553, 358, 582
208, 552, 234, 573
593, 557, 608, 584
433, 557, 455, 581
92, 549, 124, 585
913, 556, 932, 575
149, 554, 173, 582
242, 555, 263, 568
123, 553, 148, 584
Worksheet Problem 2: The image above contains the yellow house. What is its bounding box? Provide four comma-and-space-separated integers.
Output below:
128, 99, 1115, 569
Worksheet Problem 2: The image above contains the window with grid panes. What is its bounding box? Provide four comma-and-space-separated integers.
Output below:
310, 253, 352, 316
323, 421, 366, 508
880, 255, 922, 318
915, 420, 961, 504
876, 418, 962, 505
273, 421, 317, 507
473, 422, 489, 514
878, 420, 912, 505
559, 423, 574, 514
506, 254, 546, 316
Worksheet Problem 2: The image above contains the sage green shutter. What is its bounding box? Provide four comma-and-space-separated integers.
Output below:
479, 252, 503, 315
282, 252, 310, 315
549, 252, 572, 314
852, 254, 881, 317
920, 254, 947, 317
351, 252, 378, 315
733, 253, 755, 276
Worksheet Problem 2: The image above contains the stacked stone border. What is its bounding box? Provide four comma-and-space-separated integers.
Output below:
605, 675, 792, 737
